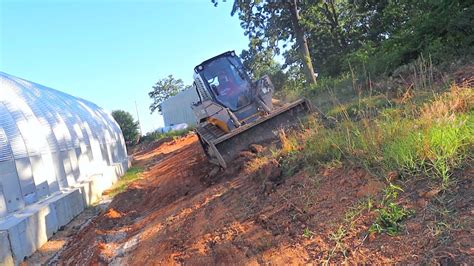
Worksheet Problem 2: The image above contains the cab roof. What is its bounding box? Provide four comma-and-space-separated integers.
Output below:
194, 51, 236, 73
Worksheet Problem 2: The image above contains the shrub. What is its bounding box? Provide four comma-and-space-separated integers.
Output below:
140, 128, 191, 144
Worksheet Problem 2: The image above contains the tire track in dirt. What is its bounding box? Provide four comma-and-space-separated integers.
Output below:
58, 134, 473, 265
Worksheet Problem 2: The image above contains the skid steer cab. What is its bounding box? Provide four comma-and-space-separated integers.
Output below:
192, 51, 312, 168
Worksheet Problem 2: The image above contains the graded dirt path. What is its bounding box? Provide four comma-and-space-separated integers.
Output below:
57, 134, 473, 265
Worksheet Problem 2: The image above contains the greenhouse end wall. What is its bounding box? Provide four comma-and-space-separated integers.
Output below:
0, 72, 130, 264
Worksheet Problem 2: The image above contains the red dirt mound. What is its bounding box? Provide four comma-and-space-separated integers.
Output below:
58, 134, 473, 264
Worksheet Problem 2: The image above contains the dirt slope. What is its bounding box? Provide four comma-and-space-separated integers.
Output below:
58, 134, 473, 265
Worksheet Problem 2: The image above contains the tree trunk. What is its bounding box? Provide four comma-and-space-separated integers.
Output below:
289, 0, 317, 85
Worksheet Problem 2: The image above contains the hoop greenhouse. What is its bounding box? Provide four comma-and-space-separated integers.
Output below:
0, 72, 130, 264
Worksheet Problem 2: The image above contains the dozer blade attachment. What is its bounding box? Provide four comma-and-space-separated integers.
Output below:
197, 98, 312, 168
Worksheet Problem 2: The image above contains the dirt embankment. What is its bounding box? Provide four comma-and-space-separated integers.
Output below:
58, 134, 473, 264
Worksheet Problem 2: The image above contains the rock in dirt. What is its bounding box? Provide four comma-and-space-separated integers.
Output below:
249, 144, 264, 154
208, 166, 220, 178
387, 171, 399, 182
239, 150, 257, 160
421, 188, 441, 199
259, 159, 282, 183
356, 179, 385, 197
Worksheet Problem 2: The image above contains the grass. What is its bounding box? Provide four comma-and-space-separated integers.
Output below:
262, 62, 471, 243
369, 184, 414, 236
325, 226, 348, 264
271, 79, 473, 241
107, 166, 144, 198
276, 82, 473, 187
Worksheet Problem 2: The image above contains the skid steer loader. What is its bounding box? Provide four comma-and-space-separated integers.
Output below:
192, 51, 312, 168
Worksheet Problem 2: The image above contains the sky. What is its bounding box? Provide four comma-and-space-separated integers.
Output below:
0, 0, 248, 133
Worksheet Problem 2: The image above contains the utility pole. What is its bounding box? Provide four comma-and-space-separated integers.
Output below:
135, 101, 143, 136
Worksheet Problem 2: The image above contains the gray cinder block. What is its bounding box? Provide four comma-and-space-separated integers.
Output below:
0, 230, 14, 266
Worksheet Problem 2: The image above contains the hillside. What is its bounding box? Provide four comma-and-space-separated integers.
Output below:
44, 65, 473, 264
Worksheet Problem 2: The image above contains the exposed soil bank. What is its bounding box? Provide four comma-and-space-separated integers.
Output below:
57, 134, 473, 264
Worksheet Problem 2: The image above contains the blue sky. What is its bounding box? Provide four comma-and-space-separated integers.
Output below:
0, 0, 248, 133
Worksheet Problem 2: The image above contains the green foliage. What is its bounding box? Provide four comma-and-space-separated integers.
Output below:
107, 166, 144, 198
240, 49, 290, 91
383, 132, 422, 173
219, 0, 317, 84
216, 0, 474, 80
425, 118, 471, 183
326, 95, 392, 119
278, 151, 301, 178
277, 86, 473, 186
148, 75, 187, 114
369, 184, 413, 236
302, 125, 343, 165
140, 128, 190, 144
111, 110, 140, 144
302, 228, 314, 239
346, 0, 474, 76
382, 112, 473, 185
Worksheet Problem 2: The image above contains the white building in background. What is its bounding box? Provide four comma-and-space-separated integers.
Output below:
0, 72, 130, 264
161, 87, 199, 127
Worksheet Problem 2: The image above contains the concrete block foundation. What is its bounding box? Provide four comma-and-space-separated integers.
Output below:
0, 231, 14, 266
0, 157, 131, 265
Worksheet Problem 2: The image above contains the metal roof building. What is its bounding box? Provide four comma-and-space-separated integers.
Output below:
0, 72, 130, 264
161, 87, 199, 127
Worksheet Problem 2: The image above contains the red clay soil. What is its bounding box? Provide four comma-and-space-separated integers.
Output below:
58, 134, 473, 265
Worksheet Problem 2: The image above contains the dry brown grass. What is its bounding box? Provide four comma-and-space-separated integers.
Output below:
420, 81, 474, 122
279, 129, 300, 155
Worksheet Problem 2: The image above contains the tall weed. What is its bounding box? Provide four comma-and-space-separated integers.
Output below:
289, 83, 473, 185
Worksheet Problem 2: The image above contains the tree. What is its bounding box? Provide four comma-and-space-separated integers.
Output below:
214, 0, 317, 85
215, 0, 474, 79
240, 48, 289, 91
288, 0, 317, 84
111, 110, 140, 144
148, 75, 185, 114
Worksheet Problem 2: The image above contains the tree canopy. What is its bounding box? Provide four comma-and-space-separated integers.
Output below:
111, 110, 140, 144
230, 0, 317, 84
149, 75, 186, 114
214, 0, 474, 79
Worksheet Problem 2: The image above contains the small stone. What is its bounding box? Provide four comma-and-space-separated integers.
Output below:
417, 198, 428, 208
368, 232, 377, 242
387, 171, 399, 182
209, 167, 220, 177
249, 144, 264, 154
459, 238, 471, 248
356, 180, 384, 197
260, 159, 282, 183
423, 188, 441, 199
322, 168, 332, 177
239, 151, 257, 160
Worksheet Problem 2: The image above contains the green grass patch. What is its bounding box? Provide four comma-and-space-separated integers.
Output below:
369, 184, 414, 236
278, 86, 473, 186
382, 111, 473, 185
327, 95, 391, 119
107, 166, 144, 198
